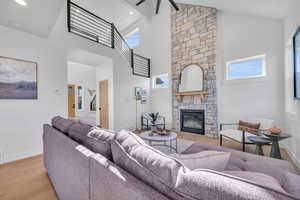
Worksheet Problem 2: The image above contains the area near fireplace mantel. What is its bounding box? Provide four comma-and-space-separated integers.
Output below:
174, 91, 209, 102
171, 4, 218, 137
174, 91, 209, 96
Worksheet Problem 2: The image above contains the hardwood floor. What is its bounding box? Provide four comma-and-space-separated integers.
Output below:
0, 133, 297, 200
0, 155, 58, 200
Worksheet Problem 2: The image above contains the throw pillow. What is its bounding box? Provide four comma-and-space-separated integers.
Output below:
282, 172, 300, 198
68, 122, 93, 145
111, 130, 188, 200
86, 127, 115, 160
222, 171, 286, 194
51, 116, 76, 134
170, 151, 231, 171
238, 120, 261, 135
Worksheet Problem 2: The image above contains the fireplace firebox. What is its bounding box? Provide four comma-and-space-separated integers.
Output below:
180, 109, 205, 135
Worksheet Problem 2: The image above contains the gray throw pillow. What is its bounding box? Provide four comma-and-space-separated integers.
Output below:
52, 116, 75, 134
111, 130, 189, 200
86, 128, 115, 160
223, 171, 286, 194
171, 151, 231, 171
68, 122, 93, 145
282, 172, 300, 198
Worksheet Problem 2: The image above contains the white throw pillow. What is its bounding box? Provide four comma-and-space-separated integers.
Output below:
171, 151, 231, 171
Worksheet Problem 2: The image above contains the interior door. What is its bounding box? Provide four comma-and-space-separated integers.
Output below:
99, 80, 109, 129
68, 84, 76, 118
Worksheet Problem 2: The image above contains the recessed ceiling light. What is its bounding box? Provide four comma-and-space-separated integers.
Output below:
129, 11, 134, 15
76, 9, 80, 13
15, 0, 27, 6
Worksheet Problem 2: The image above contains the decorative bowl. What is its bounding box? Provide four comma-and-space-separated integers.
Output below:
157, 129, 171, 135
268, 127, 282, 135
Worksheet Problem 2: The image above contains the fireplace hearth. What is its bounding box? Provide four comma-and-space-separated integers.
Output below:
180, 109, 205, 135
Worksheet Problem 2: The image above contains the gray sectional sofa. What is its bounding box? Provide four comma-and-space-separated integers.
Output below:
43, 116, 300, 200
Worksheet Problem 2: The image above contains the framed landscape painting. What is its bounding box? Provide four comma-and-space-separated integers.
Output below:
0, 57, 37, 99
293, 27, 300, 99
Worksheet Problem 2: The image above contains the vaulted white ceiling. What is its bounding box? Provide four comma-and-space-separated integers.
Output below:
176, 0, 295, 20
0, 0, 64, 38
128, 0, 296, 20
0, 0, 141, 38
0, 0, 296, 38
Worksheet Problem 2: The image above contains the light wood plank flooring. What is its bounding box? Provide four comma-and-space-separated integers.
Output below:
0, 155, 58, 200
0, 133, 297, 200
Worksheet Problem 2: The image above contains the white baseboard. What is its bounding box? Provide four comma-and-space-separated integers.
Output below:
2, 148, 42, 164
282, 144, 300, 171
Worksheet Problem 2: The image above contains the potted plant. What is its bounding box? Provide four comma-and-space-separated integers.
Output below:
148, 112, 159, 135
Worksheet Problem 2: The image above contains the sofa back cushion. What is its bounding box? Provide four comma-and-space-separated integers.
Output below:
52, 116, 75, 134
171, 151, 231, 171
86, 128, 115, 160
68, 122, 93, 145
111, 130, 188, 200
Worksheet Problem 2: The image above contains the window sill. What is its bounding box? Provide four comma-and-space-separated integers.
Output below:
222, 76, 269, 86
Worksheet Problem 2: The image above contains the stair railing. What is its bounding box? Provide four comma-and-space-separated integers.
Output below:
67, 0, 150, 78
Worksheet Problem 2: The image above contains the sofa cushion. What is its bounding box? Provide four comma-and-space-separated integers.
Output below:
86, 128, 115, 160
170, 151, 231, 171
111, 130, 188, 200
68, 122, 93, 145
52, 116, 75, 134
112, 131, 298, 200
223, 171, 286, 193
182, 142, 297, 174
282, 172, 300, 198
176, 170, 296, 200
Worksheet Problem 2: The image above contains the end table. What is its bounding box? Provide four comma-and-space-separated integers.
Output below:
263, 132, 291, 159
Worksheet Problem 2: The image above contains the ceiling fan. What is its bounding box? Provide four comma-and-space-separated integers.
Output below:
136, 0, 179, 14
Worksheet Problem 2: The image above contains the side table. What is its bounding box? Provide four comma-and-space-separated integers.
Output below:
263, 132, 291, 159
248, 136, 271, 156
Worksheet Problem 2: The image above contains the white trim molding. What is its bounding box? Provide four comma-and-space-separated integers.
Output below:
282, 144, 300, 171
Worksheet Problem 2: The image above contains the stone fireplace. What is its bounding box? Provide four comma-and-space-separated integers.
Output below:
171, 4, 218, 137
181, 109, 205, 134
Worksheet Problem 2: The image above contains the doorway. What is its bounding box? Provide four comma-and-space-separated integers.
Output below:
99, 80, 109, 129
68, 84, 76, 118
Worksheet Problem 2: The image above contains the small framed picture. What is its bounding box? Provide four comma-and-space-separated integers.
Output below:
141, 96, 147, 104
135, 87, 142, 96
140, 89, 147, 96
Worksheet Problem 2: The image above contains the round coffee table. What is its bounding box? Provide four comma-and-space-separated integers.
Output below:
139, 131, 178, 153
248, 136, 271, 156
263, 132, 291, 159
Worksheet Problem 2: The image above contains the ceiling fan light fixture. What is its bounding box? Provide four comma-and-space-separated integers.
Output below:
136, 0, 179, 14
15, 0, 27, 6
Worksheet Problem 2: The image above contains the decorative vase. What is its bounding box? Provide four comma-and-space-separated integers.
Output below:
150, 124, 158, 136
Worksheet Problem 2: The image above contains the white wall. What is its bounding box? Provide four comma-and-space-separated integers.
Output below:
96, 59, 114, 129
217, 12, 285, 127
0, 25, 67, 163
113, 56, 151, 131
0, 1, 150, 163
129, 1, 172, 128
283, 0, 300, 167
68, 61, 96, 120
141, 4, 285, 130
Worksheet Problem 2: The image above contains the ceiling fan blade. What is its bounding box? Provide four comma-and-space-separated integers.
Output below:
168, 0, 179, 11
156, 0, 161, 14
136, 0, 146, 6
